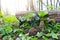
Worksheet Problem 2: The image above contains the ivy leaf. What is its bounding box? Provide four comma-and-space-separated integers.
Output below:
36, 32, 43, 37
51, 32, 58, 39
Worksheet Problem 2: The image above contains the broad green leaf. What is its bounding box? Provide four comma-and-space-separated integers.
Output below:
3, 15, 18, 23
38, 11, 48, 17
51, 32, 58, 39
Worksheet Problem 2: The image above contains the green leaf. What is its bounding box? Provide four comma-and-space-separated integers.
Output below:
19, 34, 31, 40
36, 32, 43, 37
38, 11, 48, 17
43, 36, 48, 40
45, 33, 51, 37
48, 5, 54, 10
51, 32, 58, 39
19, 16, 26, 22
0, 11, 3, 17
31, 37, 38, 40
24, 13, 36, 20
3, 35, 13, 40
3, 15, 18, 23
50, 18, 55, 21
5, 25, 12, 34
0, 26, 5, 35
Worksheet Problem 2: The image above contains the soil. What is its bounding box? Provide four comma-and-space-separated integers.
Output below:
24, 24, 41, 36
33, 24, 40, 32
24, 29, 29, 34
42, 30, 49, 34
38, 38, 43, 40
38, 37, 56, 40
58, 39, 60, 40
0, 35, 2, 39
48, 38, 55, 40
0, 39, 2, 40
58, 36, 60, 40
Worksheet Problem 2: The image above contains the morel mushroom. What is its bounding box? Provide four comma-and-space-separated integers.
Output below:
39, 21, 45, 27
29, 27, 37, 36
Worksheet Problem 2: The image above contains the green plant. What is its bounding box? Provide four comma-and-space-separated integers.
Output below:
1, 11, 60, 40
0, 11, 3, 17
3, 15, 18, 24
0, 26, 5, 35
38, 11, 48, 17
36, 22, 60, 39
31, 37, 38, 40
18, 34, 31, 40
19, 16, 26, 22
36, 32, 60, 40
54, 23, 60, 30
18, 13, 37, 29
48, 5, 54, 10
0, 24, 12, 35
46, 32, 60, 39
36, 32, 49, 40
4, 24, 12, 34
20, 22, 32, 29
36, 32, 43, 37
13, 28, 24, 35
24, 13, 36, 21
37, 11, 48, 22
2, 35, 13, 40
47, 22, 60, 32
